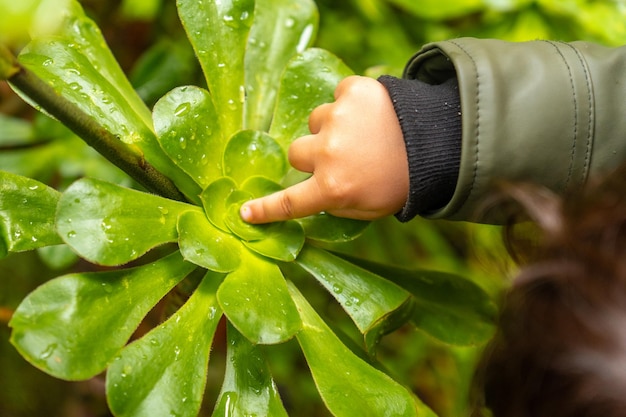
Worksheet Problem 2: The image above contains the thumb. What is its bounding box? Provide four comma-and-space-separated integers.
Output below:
240, 178, 326, 224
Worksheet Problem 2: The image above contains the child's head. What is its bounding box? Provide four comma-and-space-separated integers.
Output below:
474, 165, 626, 417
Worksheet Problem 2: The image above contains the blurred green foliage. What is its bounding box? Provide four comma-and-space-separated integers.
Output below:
1, 0, 625, 416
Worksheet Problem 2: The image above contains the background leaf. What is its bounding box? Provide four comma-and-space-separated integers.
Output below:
107, 270, 223, 417
9, 251, 195, 380
57, 178, 200, 266
0, 171, 61, 256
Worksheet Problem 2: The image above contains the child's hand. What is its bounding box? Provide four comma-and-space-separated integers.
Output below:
240, 75, 409, 224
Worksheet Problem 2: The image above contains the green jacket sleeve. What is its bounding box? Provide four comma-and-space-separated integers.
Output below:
405, 38, 626, 222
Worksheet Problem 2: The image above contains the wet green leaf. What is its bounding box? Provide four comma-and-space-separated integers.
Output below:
269, 48, 353, 153
153, 85, 223, 188
9, 251, 195, 380
107, 270, 223, 417
298, 212, 369, 242
201, 177, 238, 232
218, 251, 301, 344
224, 201, 268, 242
342, 256, 497, 346
178, 210, 242, 272
288, 282, 432, 417
177, 0, 254, 137
223, 130, 287, 185
17, 0, 200, 199
212, 323, 289, 417
242, 220, 304, 262
0, 171, 62, 256
240, 176, 283, 198
244, 0, 318, 131
296, 245, 413, 351
57, 178, 200, 266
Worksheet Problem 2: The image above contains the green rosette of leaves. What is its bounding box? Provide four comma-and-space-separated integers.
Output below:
4, 0, 496, 416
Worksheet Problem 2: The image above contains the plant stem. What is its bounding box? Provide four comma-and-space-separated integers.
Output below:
2, 49, 188, 203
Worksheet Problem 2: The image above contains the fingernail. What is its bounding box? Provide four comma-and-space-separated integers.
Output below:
240, 203, 252, 222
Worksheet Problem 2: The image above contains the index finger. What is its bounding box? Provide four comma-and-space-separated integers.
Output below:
240, 177, 326, 224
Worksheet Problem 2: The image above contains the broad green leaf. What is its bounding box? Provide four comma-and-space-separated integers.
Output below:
130, 39, 197, 107
224, 200, 268, 242
202, 177, 238, 232
17, 0, 201, 200
107, 270, 223, 417
0, 114, 35, 146
223, 130, 287, 185
57, 178, 200, 266
222, 198, 305, 261
0, 171, 62, 256
212, 323, 289, 417
244, 0, 318, 131
178, 210, 242, 272
342, 256, 497, 346
242, 220, 305, 262
177, 0, 254, 137
298, 212, 369, 242
153, 85, 223, 188
218, 251, 301, 344
296, 245, 413, 352
9, 251, 195, 380
288, 282, 431, 417
269, 48, 353, 153
240, 175, 283, 198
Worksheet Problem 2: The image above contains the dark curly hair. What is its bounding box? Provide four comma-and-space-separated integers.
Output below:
473, 164, 626, 417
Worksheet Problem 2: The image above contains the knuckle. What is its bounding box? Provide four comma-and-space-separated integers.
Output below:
277, 192, 295, 219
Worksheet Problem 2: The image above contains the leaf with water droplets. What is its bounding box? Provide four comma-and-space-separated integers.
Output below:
269, 48, 353, 153
107, 270, 224, 417
9, 251, 195, 380
295, 245, 414, 353
0, 171, 62, 256
244, 0, 318, 131
201, 177, 238, 232
223, 130, 286, 185
336, 256, 497, 346
288, 282, 432, 417
153, 86, 223, 188
57, 178, 201, 266
177, 0, 254, 136
218, 250, 301, 344
16, 0, 200, 200
211, 323, 289, 417
178, 210, 242, 272
298, 212, 369, 242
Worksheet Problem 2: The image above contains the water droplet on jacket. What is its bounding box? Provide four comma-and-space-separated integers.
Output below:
67, 231, 76, 238
179, 137, 187, 149
284, 17, 295, 28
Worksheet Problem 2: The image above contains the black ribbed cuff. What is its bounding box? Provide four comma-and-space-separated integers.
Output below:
378, 75, 462, 222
